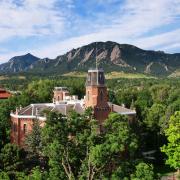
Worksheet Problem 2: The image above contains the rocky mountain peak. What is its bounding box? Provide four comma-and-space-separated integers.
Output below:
0, 41, 179, 76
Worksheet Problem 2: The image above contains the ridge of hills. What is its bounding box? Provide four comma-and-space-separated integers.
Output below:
0, 41, 180, 77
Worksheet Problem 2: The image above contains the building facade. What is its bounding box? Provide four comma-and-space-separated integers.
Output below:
10, 69, 136, 146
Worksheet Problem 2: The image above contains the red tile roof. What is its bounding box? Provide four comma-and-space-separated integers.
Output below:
0, 89, 11, 99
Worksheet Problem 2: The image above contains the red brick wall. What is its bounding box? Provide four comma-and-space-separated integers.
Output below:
10, 116, 19, 145
85, 86, 109, 107
94, 107, 111, 125
11, 116, 45, 147
85, 86, 110, 125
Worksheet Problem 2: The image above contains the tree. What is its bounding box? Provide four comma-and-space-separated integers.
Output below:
160, 99, 180, 134
135, 89, 153, 122
30, 166, 48, 180
131, 162, 155, 180
0, 171, 10, 180
150, 84, 170, 104
86, 113, 138, 179
0, 143, 26, 177
41, 111, 138, 179
145, 103, 165, 131
42, 110, 98, 179
0, 122, 8, 151
115, 89, 137, 108
25, 118, 42, 156
161, 111, 180, 175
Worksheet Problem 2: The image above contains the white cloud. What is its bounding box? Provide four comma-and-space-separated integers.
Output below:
134, 29, 180, 50
0, 0, 180, 63
0, 0, 66, 41
30, 0, 180, 58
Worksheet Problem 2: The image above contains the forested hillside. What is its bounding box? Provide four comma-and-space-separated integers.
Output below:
0, 76, 179, 179
0, 41, 180, 77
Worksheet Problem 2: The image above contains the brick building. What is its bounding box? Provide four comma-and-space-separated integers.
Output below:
10, 68, 136, 146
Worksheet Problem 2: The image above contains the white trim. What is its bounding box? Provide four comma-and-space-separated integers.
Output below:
117, 111, 136, 115
88, 69, 104, 72
21, 105, 32, 114
10, 113, 46, 121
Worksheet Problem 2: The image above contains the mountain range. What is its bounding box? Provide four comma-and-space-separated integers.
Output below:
0, 41, 180, 77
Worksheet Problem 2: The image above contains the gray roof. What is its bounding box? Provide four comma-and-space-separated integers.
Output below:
109, 103, 136, 115
17, 103, 85, 117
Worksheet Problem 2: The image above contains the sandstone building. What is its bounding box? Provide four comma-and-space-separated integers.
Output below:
10, 69, 136, 146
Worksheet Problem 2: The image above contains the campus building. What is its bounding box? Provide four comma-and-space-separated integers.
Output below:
10, 69, 136, 146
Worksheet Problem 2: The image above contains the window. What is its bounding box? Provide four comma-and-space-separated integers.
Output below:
100, 90, 103, 101
14, 123, 17, 132
23, 124, 27, 134
99, 72, 104, 84
88, 74, 91, 81
12, 123, 17, 132
87, 91, 90, 101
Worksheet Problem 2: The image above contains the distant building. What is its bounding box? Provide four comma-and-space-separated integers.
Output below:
10, 69, 136, 146
0, 88, 12, 99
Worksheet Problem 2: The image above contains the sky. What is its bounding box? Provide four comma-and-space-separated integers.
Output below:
0, 0, 180, 63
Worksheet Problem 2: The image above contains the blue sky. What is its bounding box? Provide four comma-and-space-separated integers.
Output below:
0, 0, 180, 63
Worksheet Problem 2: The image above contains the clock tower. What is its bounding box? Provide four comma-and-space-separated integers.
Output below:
85, 68, 111, 127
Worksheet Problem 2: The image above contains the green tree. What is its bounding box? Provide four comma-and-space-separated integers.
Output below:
86, 113, 138, 179
116, 89, 137, 108
0, 171, 10, 180
150, 84, 170, 104
160, 99, 180, 133
135, 89, 153, 122
41, 111, 87, 179
145, 103, 165, 131
0, 143, 26, 177
25, 118, 42, 156
161, 111, 180, 175
41, 111, 138, 179
29, 166, 48, 180
131, 162, 155, 180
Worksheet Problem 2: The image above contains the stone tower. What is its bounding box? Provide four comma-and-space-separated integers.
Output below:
85, 68, 110, 128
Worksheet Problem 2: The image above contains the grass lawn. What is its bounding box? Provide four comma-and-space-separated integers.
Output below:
62, 71, 156, 79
